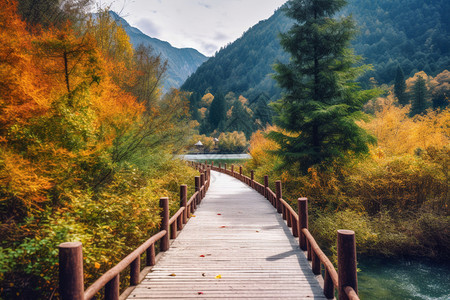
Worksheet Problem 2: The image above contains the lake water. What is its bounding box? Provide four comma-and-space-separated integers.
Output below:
358, 257, 450, 299
181, 153, 251, 161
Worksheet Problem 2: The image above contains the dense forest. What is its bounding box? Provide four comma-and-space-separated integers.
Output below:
182, 0, 450, 102
0, 1, 198, 298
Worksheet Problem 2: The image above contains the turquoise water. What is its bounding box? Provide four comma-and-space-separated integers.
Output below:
358, 257, 450, 299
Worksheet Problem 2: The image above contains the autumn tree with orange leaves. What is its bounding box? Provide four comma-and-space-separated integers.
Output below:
0, 1, 194, 298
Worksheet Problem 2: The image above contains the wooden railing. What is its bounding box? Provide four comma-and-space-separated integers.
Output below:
195, 161, 359, 300
58, 165, 211, 300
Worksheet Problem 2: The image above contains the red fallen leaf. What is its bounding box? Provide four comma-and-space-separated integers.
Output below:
198, 292, 204, 295
217, 213, 222, 215
219, 226, 227, 228
200, 255, 205, 257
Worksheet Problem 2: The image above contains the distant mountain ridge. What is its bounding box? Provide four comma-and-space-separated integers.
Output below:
108, 11, 208, 91
182, 0, 450, 102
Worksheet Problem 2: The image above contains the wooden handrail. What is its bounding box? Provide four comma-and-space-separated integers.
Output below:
84, 230, 166, 300
302, 228, 339, 287
205, 162, 359, 300
345, 286, 359, 300
59, 165, 211, 300
169, 206, 185, 225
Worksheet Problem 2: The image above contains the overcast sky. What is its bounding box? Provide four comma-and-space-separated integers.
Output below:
93, 0, 287, 56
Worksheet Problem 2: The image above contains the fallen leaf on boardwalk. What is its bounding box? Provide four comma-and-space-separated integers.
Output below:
219, 226, 227, 228
191, 215, 196, 217
169, 273, 176, 276
200, 255, 205, 257
215, 274, 222, 279
256, 230, 260, 233
202, 273, 206, 277
198, 292, 204, 295
217, 213, 222, 215
94, 262, 100, 269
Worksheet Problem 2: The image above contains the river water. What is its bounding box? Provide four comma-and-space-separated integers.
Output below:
358, 257, 450, 299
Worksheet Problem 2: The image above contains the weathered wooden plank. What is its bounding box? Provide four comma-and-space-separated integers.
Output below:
127, 170, 326, 299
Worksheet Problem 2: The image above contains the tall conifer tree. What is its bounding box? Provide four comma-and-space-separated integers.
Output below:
208, 92, 226, 130
394, 66, 408, 105
410, 76, 428, 116
271, 0, 376, 171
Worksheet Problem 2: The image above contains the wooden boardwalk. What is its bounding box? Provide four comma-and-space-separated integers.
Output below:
127, 170, 326, 299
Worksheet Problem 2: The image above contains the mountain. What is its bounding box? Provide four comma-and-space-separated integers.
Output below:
181, 0, 450, 102
109, 12, 208, 91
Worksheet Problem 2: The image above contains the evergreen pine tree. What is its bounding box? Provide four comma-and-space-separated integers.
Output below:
270, 0, 377, 171
251, 93, 273, 128
410, 76, 428, 116
188, 92, 201, 121
394, 65, 408, 105
208, 92, 226, 130
225, 100, 254, 138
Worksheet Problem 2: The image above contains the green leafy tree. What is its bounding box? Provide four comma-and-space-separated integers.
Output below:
394, 65, 408, 105
410, 75, 428, 116
270, 0, 377, 172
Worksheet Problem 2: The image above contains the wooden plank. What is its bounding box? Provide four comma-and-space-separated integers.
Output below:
127, 170, 326, 299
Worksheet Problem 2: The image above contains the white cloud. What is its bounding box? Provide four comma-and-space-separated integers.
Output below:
94, 0, 287, 56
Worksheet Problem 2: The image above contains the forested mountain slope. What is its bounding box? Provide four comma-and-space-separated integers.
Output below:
110, 12, 208, 91
181, 0, 449, 101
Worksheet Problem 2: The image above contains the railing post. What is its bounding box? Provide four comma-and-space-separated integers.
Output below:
239, 166, 242, 178
231, 165, 234, 176
224, 163, 227, 171
194, 176, 200, 209
324, 269, 335, 299
58, 242, 84, 300
105, 274, 119, 300
146, 243, 156, 266
312, 251, 321, 275
130, 257, 140, 286
200, 173, 205, 198
298, 198, 308, 251
275, 181, 282, 214
170, 219, 177, 239
160, 197, 169, 251
264, 175, 269, 198
250, 170, 254, 188
180, 184, 187, 224
338, 230, 358, 300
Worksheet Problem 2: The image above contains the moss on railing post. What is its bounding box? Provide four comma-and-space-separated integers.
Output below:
58, 242, 84, 300
160, 197, 170, 251
338, 230, 358, 300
